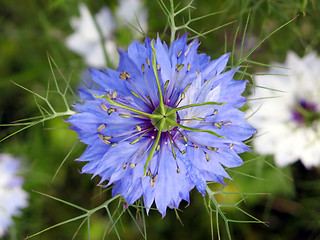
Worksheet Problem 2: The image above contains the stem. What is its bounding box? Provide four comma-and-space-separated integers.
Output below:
90, 8, 111, 67
151, 40, 165, 115
169, 0, 176, 44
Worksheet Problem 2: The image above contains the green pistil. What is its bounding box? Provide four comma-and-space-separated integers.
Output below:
151, 40, 165, 115
169, 101, 225, 114
167, 119, 226, 139
93, 93, 162, 120
151, 105, 177, 132
144, 120, 164, 177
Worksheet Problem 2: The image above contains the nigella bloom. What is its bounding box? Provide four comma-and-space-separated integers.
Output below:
249, 51, 320, 168
0, 154, 28, 237
68, 35, 255, 216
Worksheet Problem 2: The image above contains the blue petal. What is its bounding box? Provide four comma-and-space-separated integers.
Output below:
152, 144, 194, 217
89, 68, 130, 97
201, 53, 231, 78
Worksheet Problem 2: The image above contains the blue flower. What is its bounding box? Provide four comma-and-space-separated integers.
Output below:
67, 34, 256, 217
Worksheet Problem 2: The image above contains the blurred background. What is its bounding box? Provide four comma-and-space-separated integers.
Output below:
0, 0, 320, 239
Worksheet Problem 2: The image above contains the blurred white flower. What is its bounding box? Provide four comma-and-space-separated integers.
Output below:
66, 1, 148, 68
0, 154, 28, 237
65, 3, 118, 68
116, 0, 148, 36
248, 51, 320, 168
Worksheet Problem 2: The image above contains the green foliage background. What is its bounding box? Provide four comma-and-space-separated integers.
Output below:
0, 0, 320, 239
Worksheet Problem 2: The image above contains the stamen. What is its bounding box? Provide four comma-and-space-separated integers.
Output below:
146, 58, 150, 67
130, 90, 153, 109
176, 64, 184, 72
164, 80, 170, 90
176, 128, 188, 144
101, 103, 109, 112
156, 64, 160, 70
156, 144, 160, 151
177, 49, 182, 57
141, 64, 145, 73
106, 92, 112, 99
229, 143, 234, 149
97, 124, 106, 132
187, 63, 191, 72
112, 90, 117, 99
178, 117, 205, 122
153, 174, 158, 182
98, 133, 111, 145
119, 114, 133, 118
183, 136, 188, 143
126, 128, 153, 145
130, 138, 140, 145
136, 125, 142, 131
168, 133, 177, 159
163, 80, 170, 100
196, 70, 200, 76
120, 71, 127, 80
206, 146, 218, 152
185, 41, 195, 56
223, 121, 232, 126
129, 163, 136, 168
125, 72, 131, 79
213, 109, 218, 115
119, 71, 131, 80
146, 169, 153, 177
181, 92, 185, 100
110, 143, 117, 147
142, 70, 156, 109
177, 168, 181, 173
193, 143, 199, 149
150, 174, 158, 187
107, 108, 115, 115
173, 83, 191, 108
213, 122, 222, 129
123, 164, 127, 169
205, 152, 210, 162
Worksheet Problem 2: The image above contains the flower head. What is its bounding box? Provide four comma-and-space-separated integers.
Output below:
0, 154, 28, 237
68, 35, 255, 216
248, 51, 320, 168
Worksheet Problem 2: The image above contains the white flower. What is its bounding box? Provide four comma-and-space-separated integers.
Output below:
66, 1, 148, 68
0, 154, 28, 237
248, 51, 320, 168
116, 0, 148, 36
65, 3, 118, 68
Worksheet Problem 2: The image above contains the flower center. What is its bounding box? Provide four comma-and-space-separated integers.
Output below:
292, 99, 320, 126
151, 105, 177, 132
